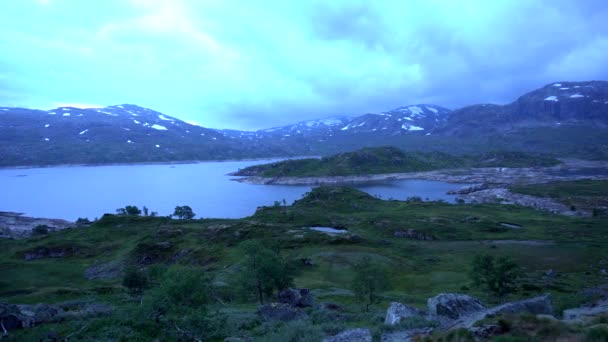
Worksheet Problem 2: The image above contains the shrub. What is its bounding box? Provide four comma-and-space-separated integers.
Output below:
122, 267, 149, 295
32, 224, 49, 235
260, 321, 323, 342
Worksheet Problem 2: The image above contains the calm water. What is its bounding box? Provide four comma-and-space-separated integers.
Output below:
0, 160, 465, 220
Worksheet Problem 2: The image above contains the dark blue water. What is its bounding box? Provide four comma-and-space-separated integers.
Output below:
0, 160, 465, 220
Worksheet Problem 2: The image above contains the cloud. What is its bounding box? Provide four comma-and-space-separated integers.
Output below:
0, 0, 607, 129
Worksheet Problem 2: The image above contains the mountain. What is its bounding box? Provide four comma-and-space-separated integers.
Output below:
1, 81, 607, 167
444, 80, 608, 135
0, 104, 287, 166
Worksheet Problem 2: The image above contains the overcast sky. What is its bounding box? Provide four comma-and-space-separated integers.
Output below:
1, 0, 607, 130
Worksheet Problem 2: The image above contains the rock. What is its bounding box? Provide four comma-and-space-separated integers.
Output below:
427, 293, 486, 320
601, 269, 607, 276
563, 299, 608, 321
84, 261, 123, 280
154, 241, 172, 249
468, 324, 503, 340
323, 328, 372, 342
490, 293, 553, 316
394, 229, 435, 241
545, 269, 557, 278
381, 328, 433, 342
300, 258, 314, 266
55, 303, 113, 320
448, 294, 554, 330
258, 303, 305, 322
23, 246, 80, 261
0, 302, 60, 331
447, 183, 489, 195
319, 302, 344, 312
278, 288, 314, 308
384, 302, 427, 325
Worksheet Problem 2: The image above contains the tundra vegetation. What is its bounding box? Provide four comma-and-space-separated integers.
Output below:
0, 185, 607, 340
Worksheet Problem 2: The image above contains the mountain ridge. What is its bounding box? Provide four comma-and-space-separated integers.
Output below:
1, 80, 607, 166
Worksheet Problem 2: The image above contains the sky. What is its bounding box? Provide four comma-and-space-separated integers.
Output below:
1, 0, 608, 130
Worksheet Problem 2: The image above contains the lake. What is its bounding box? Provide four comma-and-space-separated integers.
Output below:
0, 160, 466, 221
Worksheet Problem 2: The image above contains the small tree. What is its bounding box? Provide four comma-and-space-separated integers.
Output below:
470, 254, 522, 301
116, 205, 141, 216
238, 240, 293, 304
173, 205, 195, 220
143, 206, 149, 216
122, 266, 149, 296
351, 256, 389, 312
142, 266, 225, 340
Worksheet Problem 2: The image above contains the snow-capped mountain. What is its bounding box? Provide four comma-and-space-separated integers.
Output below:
0, 104, 286, 166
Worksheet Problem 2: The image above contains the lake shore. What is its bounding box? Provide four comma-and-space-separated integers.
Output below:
231, 158, 608, 186
0, 156, 317, 170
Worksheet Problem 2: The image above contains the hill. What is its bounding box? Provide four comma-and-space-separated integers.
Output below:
231, 146, 562, 178
1, 186, 607, 340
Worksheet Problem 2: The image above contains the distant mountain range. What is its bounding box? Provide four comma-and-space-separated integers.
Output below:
1, 81, 607, 166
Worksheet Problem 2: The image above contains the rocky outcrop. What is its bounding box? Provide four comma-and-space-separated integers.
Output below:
384, 302, 427, 325
258, 303, 305, 322
381, 328, 433, 342
489, 293, 553, 317
448, 294, 553, 329
23, 246, 80, 261
0, 301, 113, 334
0, 212, 75, 239
323, 328, 372, 342
393, 229, 435, 241
447, 183, 489, 195
84, 261, 123, 280
427, 293, 486, 320
278, 288, 314, 308
0, 302, 59, 331
563, 299, 608, 321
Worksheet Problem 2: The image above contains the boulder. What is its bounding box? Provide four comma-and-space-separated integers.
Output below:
278, 288, 314, 308
323, 328, 372, 342
258, 303, 305, 322
427, 293, 486, 320
0, 302, 60, 331
384, 302, 427, 325
23, 246, 80, 261
490, 293, 553, 316
319, 302, 344, 312
381, 328, 433, 342
393, 229, 435, 241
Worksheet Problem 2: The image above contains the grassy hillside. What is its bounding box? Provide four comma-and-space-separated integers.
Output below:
511, 180, 608, 215
233, 146, 561, 177
1, 186, 606, 340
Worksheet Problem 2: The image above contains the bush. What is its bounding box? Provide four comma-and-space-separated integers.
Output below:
32, 224, 49, 235
585, 324, 608, 342
122, 267, 149, 295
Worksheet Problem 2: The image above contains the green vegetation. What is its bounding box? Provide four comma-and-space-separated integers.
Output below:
234, 147, 561, 177
116, 205, 142, 216
237, 240, 293, 304
351, 256, 389, 312
1, 186, 607, 340
510, 180, 608, 214
172, 205, 196, 220
470, 255, 522, 301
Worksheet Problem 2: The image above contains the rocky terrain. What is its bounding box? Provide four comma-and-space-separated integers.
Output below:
0, 212, 74, 239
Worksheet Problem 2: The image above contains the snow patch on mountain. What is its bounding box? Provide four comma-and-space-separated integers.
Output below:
151, 124, 168, 131
78, 129, 88, 135
544, 96, 558, 101
158, 115, 174, 121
